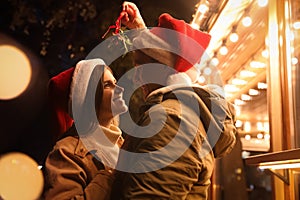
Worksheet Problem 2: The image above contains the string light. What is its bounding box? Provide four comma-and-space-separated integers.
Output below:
210, 52, 219, 66
292, 57, 298, 65
232, 78, 248, 85
293, 21, 300, 30
261, 49, 269, 58
249, 89, 259, 95
229, 25, 239, 43
258, 82, 268, 89
250, 60, 266, 68
241, 94, 251, 101
240, 70, 257, 77
225, 84, 239, 92
230, 32, 239, 43
257, 0, 268, 7
219, 40, 228, 55
197, 4, 209, 13
242, 16, 252, 27
203, 67, 212, 75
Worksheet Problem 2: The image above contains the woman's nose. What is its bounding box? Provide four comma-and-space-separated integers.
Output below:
114, 84, 124, 93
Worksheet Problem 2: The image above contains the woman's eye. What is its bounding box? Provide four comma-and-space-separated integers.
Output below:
104, 82, 115, 88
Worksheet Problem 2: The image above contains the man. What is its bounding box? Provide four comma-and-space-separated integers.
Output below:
113, 2, 237, 199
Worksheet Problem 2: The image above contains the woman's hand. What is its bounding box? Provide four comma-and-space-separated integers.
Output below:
120, 1, 146, 29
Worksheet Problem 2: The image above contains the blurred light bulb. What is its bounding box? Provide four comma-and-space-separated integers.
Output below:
219, 45, 228, 55
241, 94, 251, 101
240, 70, 256, 77
257, 133, 264, 139
258, 82, 268, 89
234, 99, 246, 106
210, 57, 219, 66
258, 0, 268, 7
225, 84, 239, 92
242, 16, 252, 27
292, 57, 298, 65
249, 89, 259, 95
262, 49, 269, 58
203, 67, 212, 75
198, 75, 206, 84
232, 78, 247, 85
264, 133, 270, 140
235, 120, 243, 127
245, 134, 251, 140
244, 121, 251, 132
197, 4, 209, 13
257, 122, 264, 131
293, 21, 300, 30
0, 152, 44, 200
230, 32, 239, 43
250, 61, 266, 68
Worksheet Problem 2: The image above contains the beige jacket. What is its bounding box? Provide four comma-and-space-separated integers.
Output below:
43, 125, 122, 200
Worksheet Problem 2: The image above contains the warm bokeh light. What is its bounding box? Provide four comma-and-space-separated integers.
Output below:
197, 4, 209, 13
234, 99, 246, 106
219, 45, 228, 55
244, 121, 252, 132
257, 133, 264, 139
293, 21, 300, 30
257, 0, 268, 7
229, 32, 239, 43
261, 49, 269, 58
249, 89, 259, 95
197, 75, 206, 84
250, 61, 266, 68
225, 84, 239, 92
245, 134, 251, 140
235, 120, 243, 127
258, 82, 268, 89
240, 70, 257, 77
203, 67, 212, 75
242, 16, 252, 27
0, 45, 32, 100
0, 152, 44, 200
292, 57, 298, 65
241, 94, 251, 101
264, 133, 270, 140
210, 57, 219, 66
232, 78, 248, 85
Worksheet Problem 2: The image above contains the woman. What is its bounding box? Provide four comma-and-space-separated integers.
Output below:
43, 58, 128, 200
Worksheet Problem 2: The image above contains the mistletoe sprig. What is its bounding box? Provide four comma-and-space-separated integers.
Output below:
102, 14, 132, 56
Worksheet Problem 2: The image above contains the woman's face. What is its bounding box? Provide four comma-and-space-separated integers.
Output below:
98, 69, 128, 123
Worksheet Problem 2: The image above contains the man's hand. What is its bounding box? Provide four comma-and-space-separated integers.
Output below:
120, 1, 146, 29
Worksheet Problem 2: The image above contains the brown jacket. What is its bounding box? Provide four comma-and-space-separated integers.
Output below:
43, 126, 115, 200
114, 85, 236, 200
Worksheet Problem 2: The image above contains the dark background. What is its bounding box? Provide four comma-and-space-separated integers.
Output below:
0, 0, 198, 164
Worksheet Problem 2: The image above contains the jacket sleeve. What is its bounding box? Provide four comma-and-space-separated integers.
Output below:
119, 100, 214, 199
43, 138, 115, 200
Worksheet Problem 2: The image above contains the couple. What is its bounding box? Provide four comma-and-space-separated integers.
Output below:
43, 2, 236, 200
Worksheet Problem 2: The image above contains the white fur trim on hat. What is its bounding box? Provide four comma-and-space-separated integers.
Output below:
68, 58, 106, 133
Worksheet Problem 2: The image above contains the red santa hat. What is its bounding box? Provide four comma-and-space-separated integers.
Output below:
48, 67, 74, 140
133, 13, 211, 73
48, 58, 106, 139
